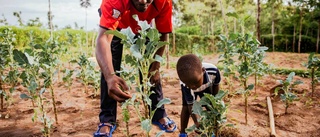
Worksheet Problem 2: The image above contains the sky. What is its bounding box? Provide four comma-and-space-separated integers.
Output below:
0, 0, 101, 31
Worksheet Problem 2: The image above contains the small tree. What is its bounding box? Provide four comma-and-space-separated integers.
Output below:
275, 72, 303, 114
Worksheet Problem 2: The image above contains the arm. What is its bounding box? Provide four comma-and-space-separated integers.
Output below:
211, 84, 220, 96
149, 33, 169, 84
180, 105, 191, 133
96, 27, 131, 102
181, 105, 200, 134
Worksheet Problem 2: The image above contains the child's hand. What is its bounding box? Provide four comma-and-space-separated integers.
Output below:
195, 122, 202, 134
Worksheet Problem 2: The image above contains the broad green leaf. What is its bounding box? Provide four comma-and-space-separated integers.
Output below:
280, 94, 286, 101
28, 80, 38, 91
214, 90, 227, 100
226, 12, 239, 18
130, 44, 143, 59
293, 80, 303, 85
153, 55, 164, 64
40, 88, 46, 95
20, 93, 32, 99
218, 35, 227, 42
120, 28, 135, 43
286, 72, 295, 83
185, 124, 196, 133
192, 101, 202, 115
156, 98, 171, 108
141, 119, 151, 132
247, 84, 254, 90
258, 46, 268, 51
13, 49, 29, 66
25, 53, 36, 65
132, 14, 150, 32
105, 30, 127, 40
155, 41, 168, 48
138, 20, 150, 32
147, 28, 160, 41
144, 94, 152, 107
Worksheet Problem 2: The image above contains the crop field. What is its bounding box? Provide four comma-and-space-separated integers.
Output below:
0, 48, 319, 137
1, 0, 320, 136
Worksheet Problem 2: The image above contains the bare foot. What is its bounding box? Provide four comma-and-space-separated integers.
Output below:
158, 117, 176, 132
98, 123, 113, 134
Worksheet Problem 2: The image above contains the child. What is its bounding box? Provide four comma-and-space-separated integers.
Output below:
176, 54, 221, 137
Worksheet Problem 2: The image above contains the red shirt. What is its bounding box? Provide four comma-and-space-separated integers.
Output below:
99, 0, 172, 34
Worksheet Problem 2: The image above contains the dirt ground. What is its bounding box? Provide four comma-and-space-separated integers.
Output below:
0, 52, 319, 137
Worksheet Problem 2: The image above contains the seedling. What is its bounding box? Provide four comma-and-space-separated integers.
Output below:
275, 72, 303, 114
303, 53, 320, 97
62, 69, 74, 92
72, 54, 100, 95
186, 90, 232, 136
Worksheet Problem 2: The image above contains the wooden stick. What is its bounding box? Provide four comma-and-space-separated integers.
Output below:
267, 96, 277, 137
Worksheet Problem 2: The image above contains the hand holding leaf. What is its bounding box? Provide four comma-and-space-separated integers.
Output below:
106, 75, 131, 102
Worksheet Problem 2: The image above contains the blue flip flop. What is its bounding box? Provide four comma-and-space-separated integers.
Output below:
93, 123, 117, 137
152, 117, 177, 133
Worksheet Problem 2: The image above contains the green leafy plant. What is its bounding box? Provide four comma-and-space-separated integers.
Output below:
72, 54, 98, 94
275, 72, 303, 114
251, 46, 270, 94
62, 69, 74, 92
235, 32, 263, 124
13, 33, 63, 136
0, 28, 19, 110
186, 90, 232, 136
14, 49, 53, 137
106, 15, 171, 137
217, 34, 237, 93
219, 31, 268, 124
303, 53, 320, 97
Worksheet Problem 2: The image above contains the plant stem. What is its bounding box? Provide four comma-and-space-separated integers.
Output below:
50, 84, 58, 124
126, 106, 129, 137
255, 73, 257, 94
244, 80, 248, 125
39, 94, 49, 137
285, 100, 288, 114
215, 120, 219, 137
0, 95, 3, 110
245, 95, 248, 125
311, 68, 314, 97
0, 78, 3, 110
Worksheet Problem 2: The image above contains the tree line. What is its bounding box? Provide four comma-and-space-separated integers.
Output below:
0, 0, 319, 53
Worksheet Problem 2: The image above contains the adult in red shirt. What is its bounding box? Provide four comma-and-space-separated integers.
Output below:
94, 0, 176, 136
